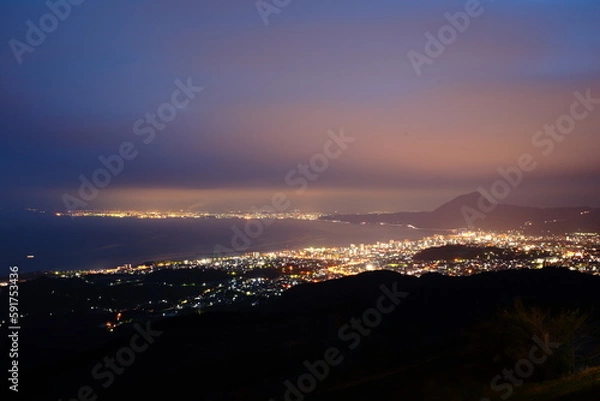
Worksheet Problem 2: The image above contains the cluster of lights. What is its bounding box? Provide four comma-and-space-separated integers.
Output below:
2, 231, 598, 329
55, 209, 324, 220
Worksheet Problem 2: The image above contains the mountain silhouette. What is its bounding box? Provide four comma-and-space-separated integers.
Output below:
320, 192, 600, 233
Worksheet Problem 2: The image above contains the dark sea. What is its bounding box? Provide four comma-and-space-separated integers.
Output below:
0, 211, 437, 274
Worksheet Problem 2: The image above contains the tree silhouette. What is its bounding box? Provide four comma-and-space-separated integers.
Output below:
467, 298, 596, 381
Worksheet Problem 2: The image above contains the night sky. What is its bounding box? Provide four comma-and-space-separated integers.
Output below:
1, 0, 599, 213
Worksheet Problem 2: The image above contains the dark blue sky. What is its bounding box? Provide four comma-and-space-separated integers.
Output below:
1, 0, 599, 212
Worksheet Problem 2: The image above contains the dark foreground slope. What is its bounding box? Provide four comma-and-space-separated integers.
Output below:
18, 268, 600, 401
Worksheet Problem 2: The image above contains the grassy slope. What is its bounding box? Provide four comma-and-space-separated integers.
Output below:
512, 367, 600, 401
